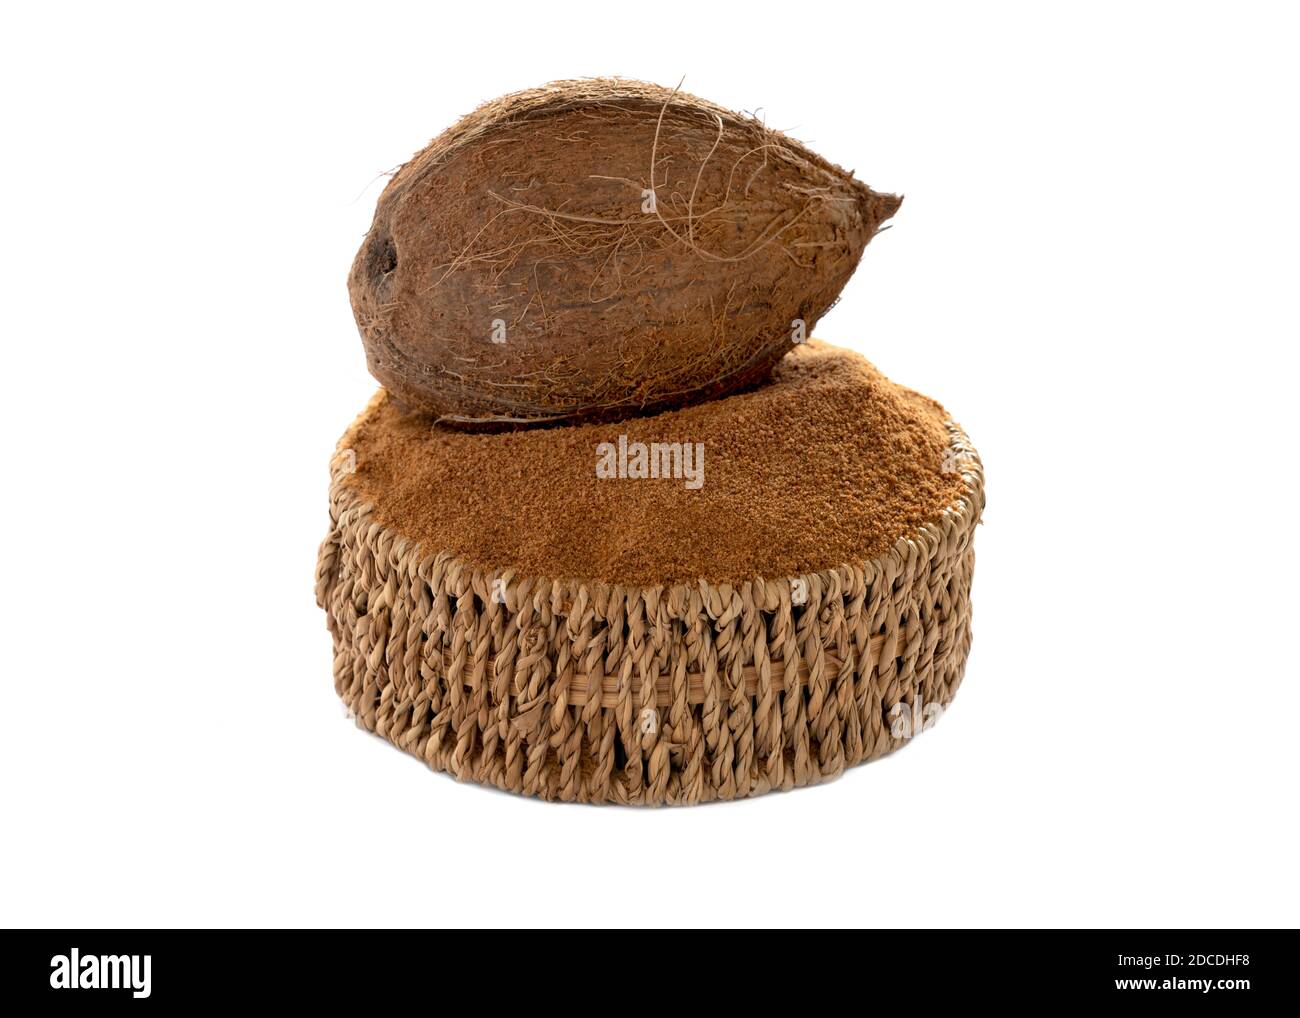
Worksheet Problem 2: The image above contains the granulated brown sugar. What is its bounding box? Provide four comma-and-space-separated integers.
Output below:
338, 341, 966, 586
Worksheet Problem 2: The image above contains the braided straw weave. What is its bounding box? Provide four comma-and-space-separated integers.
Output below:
315, 424, 983, 805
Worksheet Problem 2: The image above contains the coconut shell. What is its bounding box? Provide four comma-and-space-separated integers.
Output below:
349, 78, 901, 426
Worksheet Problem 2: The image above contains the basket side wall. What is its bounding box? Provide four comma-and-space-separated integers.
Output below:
314, 426, 983, 805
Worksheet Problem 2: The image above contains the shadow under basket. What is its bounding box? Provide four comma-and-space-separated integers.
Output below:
315, 348, 984, 805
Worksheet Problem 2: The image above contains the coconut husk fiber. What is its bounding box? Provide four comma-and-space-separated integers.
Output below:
349, 78, 900, 427
315, 341, 984, 804
335, 342, 964, 586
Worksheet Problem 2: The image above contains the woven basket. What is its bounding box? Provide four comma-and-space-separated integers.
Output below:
315, 397, 983, 805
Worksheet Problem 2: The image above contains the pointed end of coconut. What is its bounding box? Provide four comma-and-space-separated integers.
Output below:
842, 171, 901, 224
862, 187, 902, 229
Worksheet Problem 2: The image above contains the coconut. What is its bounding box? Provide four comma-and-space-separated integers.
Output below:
348, 78, 901, 426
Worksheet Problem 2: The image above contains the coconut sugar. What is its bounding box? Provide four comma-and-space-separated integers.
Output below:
338, 341, 966, 586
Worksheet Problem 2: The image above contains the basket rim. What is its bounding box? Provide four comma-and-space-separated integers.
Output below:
320, 417, 984, 602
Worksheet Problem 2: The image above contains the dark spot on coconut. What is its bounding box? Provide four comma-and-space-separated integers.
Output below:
365, 231, 398, 286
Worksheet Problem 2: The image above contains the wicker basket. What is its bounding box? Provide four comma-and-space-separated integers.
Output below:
315, 418, 982, 806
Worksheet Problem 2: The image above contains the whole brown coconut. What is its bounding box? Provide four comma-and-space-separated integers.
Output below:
349, 78, 901, 426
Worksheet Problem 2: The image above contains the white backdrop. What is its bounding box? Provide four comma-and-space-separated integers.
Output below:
2, 0, 1296, 928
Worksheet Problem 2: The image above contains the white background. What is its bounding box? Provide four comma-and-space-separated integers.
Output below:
2, 1, 1296, 929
